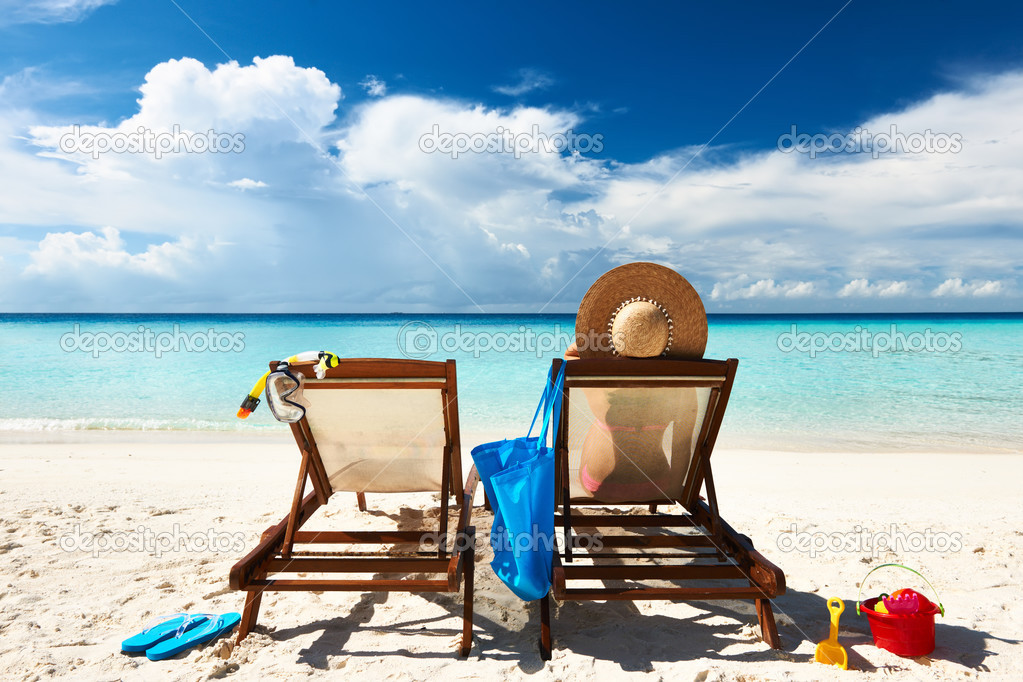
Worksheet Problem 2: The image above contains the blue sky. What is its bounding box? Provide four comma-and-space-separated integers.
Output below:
1, 0, 1021, 312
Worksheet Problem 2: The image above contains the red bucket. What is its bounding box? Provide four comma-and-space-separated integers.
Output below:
859, 596, 941, 656
856, 563, 945, 657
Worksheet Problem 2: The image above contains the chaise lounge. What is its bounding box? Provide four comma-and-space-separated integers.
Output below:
539, 356, 785, 659
230, 358, 478, 656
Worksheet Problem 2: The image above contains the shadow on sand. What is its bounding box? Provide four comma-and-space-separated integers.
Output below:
259, 584, 1017, 677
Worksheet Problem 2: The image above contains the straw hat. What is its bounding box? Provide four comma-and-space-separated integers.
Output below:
575, 262, 707, 359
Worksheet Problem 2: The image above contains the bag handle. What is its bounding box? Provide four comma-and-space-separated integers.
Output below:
539, 360, 566, 447
527, 367, 551, 437
528, 360, 566, 447
855, 562, 945, 616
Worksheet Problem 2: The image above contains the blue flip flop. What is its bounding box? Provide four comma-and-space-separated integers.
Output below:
145, 612, 241, 661
121, 613, 210, 653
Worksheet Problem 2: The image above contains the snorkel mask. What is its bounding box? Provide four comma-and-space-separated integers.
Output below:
236, 350, 340, 419
264, 363, 306, 423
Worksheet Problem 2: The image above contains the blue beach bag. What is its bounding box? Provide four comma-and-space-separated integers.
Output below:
470, 361, 566, 601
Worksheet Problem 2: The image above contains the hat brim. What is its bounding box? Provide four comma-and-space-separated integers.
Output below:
574, 262, 707, 359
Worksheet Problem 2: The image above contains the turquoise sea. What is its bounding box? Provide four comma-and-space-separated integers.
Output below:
1, 313, 1020, 452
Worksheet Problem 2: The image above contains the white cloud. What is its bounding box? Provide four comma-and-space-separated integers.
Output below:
931, 278, 1005, 297
710, 276, 815, 300
359, 75, 387, 97
784, 281, 816, 298
838, 279, 910, 298
29, 55, 341, 162
228, 178, 267, 190
336, 94, 593, 200
501, 242, 530, 258
0, 0, 116, 25
3, 55, 1023, 311
0, 67, 94, 105
0, 55, 350, 310
9, 56, 341, 238
493, 68, 554, 97
24, 227, 196, 278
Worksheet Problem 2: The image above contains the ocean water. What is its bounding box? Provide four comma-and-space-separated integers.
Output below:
0, 313, 1019, 452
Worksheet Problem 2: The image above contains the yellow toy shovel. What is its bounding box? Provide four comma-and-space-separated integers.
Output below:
815, 597, 849, 669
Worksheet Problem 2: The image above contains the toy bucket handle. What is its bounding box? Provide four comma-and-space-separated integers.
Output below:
856, 562, 945, 616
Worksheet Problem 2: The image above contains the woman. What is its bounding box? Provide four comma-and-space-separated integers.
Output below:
567, 262, 708, 503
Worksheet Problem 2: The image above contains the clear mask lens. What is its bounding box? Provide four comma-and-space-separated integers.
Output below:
265, 369, 306, 423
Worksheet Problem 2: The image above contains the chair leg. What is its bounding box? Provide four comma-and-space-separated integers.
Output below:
538, 593, 552, 661
237, 588, 264, 643
459, 537, 474, 657
756, 598, 781, 649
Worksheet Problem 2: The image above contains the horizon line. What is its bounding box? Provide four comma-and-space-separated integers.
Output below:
2, 311, 1020, 317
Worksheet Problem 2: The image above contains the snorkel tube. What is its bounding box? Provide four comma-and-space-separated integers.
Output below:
237, 350, 341, 418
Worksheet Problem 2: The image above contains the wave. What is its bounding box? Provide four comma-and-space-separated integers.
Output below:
0, 417, 278, 432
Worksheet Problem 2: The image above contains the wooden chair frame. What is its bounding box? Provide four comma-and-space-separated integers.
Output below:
230, 358, 479, 657
539, 357, 785, 659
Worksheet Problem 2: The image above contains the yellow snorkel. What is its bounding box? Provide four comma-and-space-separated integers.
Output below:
237, 350, 341, 418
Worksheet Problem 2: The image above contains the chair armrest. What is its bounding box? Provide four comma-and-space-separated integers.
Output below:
450, 525, 476, 588
551, 545, 566, 599
693, 499, 786, 596
456, 464, 481, 532
447, 467, 480, 588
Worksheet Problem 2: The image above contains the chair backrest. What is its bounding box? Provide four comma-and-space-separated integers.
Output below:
278, 358, 461, 496
555, 357, 737, 507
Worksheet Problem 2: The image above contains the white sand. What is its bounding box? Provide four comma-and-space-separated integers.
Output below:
1, 437, 1020, 681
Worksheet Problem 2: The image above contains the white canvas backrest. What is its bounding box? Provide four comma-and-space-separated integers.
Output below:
295, 375, 450, 494
563, 369, 726, 504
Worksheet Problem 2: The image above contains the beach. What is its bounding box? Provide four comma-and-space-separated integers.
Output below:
1, 436, 1019, 681
5, 3, 1023, 680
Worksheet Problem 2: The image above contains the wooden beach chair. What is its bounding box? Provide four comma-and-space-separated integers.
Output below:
230, 358, 479, 656
539, 357, 785, 659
